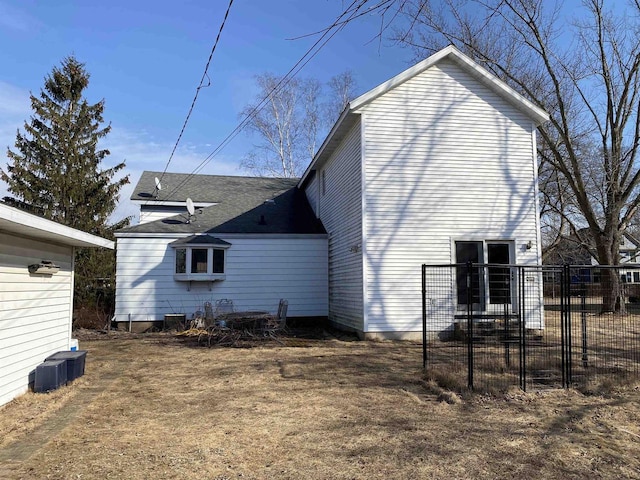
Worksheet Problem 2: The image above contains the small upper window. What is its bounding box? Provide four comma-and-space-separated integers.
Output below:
321, 170, 326, 196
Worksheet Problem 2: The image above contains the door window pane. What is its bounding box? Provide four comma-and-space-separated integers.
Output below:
456, 241, 484, 306
488, 243, 511, 304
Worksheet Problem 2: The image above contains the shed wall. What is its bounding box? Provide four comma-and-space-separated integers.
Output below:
0, 233, 73, 406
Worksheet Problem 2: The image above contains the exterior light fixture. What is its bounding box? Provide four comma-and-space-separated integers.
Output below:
28, 260, 60, 275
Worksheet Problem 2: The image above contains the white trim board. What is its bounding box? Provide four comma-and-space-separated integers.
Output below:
0, 204, 114, 249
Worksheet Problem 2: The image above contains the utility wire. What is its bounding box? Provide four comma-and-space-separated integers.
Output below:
286, 0, 395, 40
156, 0, 234, 189
160, 0, 375, 201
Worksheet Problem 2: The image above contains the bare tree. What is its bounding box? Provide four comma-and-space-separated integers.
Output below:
325, 70, 358, 120
241, 72, 357, 178
393, 0, 640, 312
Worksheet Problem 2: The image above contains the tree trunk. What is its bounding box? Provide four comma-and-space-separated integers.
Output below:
595, 229, 626, 314
600, 268, 624, 314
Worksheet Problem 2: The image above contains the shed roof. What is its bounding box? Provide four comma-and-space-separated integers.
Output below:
0, 203, 114, 249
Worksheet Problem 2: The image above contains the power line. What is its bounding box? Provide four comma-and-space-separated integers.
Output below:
286, 0, 395, 41
160, 0, 378, 201
157, 0, 234, 188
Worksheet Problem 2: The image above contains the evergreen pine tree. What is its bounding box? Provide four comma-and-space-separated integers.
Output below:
1, 56, 129, 322
1, 55, 128, 232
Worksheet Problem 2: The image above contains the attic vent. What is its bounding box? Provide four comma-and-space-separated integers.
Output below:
259, 214, 267, 225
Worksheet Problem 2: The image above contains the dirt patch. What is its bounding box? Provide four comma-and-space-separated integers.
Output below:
1, 334, 640, 479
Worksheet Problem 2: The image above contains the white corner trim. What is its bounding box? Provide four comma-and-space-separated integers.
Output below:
360, 114, 369, 334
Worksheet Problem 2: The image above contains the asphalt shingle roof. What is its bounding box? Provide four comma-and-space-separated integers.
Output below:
121, 171, 325, 235
132, 171, 298, 204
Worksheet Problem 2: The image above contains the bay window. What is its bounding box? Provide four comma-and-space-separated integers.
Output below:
170, 235, 231, 282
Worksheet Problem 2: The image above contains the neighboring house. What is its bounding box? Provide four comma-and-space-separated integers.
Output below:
0, 203, 113, 407
544, 230, 640, 283
115, 45, 548, 338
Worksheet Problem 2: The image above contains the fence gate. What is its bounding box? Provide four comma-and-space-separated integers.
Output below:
422, 263, 640, 391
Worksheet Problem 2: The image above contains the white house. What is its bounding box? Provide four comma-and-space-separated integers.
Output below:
114, 175, 328, 331
0, 203, 113, 407
545, 229, 640, 284
298, 45, 548, 338
115, 46, 548, 338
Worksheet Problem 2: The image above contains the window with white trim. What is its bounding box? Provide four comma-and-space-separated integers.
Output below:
170, 235, 230, 282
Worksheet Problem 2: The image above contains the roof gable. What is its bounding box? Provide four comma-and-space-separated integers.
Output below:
350, 45, 548, 124
299, 45, 549, 187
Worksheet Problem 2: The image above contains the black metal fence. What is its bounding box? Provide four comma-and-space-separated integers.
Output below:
422, 263, 640, 391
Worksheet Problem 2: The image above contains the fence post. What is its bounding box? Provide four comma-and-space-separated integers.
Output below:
560, 264, 573, 388
422, 264, 427, 369
560, 265, 567, 388
581, 285, 588, 368
504, 301, 510, 367
566, 267, 573, 386
467, 261, 474, 389
519, 266, 526, 391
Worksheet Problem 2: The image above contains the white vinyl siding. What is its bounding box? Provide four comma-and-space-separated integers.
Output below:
139, 206, 186, 224
359, 60, 541, 333
310, 119, 364, 331
115, 236, 328, 321
305, 172, 320, 217
0, 233, 73, 407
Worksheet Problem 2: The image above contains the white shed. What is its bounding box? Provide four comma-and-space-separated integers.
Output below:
0, 203, 113, 407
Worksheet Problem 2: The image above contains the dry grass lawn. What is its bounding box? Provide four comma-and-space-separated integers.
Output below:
1, 331, 640, 479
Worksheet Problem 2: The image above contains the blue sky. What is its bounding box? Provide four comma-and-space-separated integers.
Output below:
0, 0, 415, 222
